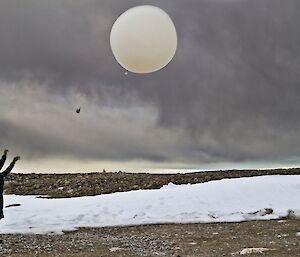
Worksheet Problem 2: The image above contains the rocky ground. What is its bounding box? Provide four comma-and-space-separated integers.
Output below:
1, 220, 299, 257
5, 168, 300, 198
1, 168, 300, 256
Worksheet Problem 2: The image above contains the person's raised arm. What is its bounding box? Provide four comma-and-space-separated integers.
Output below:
0, 149, 8, 171
1, 156, 20, 178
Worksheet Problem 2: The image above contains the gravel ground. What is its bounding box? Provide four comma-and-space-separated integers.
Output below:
1, 220, 299, 257
4, 168, 300, 198
1, 169, 300, 256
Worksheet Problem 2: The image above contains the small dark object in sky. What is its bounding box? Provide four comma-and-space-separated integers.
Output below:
76, 107, 81, 114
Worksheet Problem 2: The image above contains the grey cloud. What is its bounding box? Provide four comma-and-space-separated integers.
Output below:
1, 0, 300, 168
0, 81, 199, 164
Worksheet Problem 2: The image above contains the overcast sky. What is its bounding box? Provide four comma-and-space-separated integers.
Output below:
1, 0, 300, 173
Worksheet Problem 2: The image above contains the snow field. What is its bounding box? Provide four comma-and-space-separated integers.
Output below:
1, 175, 299, 234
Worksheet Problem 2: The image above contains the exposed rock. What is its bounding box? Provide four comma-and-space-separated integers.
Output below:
5, 203, 21, 208
286, 209, 299, 220
109, 247, 124, 252
5, 168, 300, 198
250, 208, 274, 216
240, 247, 273, 255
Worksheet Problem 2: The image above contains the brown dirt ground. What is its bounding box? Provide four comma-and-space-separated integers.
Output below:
5, 168, 300, 198
1, 220, 299, 257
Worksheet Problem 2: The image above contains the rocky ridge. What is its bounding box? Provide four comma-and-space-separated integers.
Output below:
5, 168, 300, 198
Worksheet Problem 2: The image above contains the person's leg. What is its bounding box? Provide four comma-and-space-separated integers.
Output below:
0, 189, 4, 245
0, 194, 4, 244
0, 208, 2, 244
0, 194, 3, 219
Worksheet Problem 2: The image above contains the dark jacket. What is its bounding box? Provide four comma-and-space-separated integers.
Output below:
1, 160, 16, 194
1, 156, 16, 219
0, 153, 6, 171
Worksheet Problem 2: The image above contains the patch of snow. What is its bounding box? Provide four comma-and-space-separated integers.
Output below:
1, 175, 300, 234
161, 182, 180, 189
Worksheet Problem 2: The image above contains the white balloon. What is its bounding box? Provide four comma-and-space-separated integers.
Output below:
110, 5, 177, 74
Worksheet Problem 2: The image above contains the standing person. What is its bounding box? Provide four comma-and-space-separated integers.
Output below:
0, 150, 20, 220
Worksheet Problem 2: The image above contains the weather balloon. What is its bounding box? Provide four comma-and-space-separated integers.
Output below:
110, 5, 177, 74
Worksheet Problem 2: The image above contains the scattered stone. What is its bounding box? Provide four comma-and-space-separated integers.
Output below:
286, 210, 299, 220
277, 220, 287, 223
296, 232, 300, 237
109, 247, 124, 252
240, 248, 273, 255
250, 208, 273, 216
5, 203, 21, 208
264, 208, 274, 215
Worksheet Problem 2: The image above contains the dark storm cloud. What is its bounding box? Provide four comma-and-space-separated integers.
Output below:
1, 0, 300, 166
